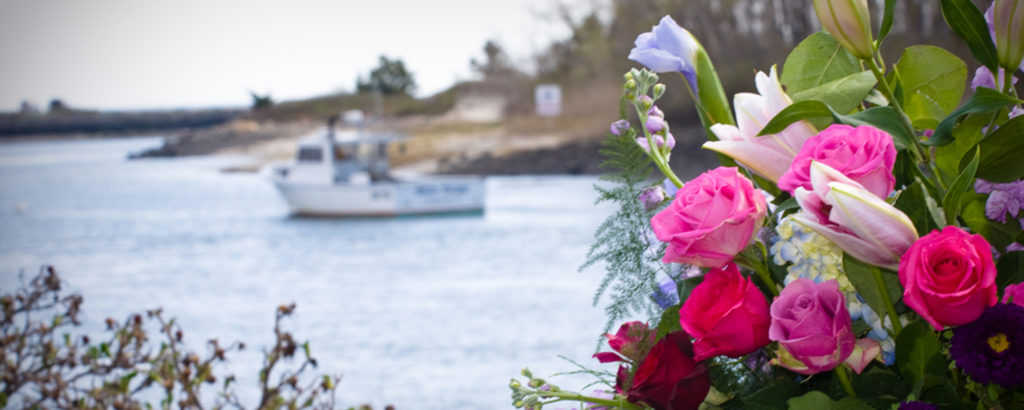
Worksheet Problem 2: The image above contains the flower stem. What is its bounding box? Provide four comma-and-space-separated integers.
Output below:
870, 265, 903, 336
535, 390, 645, 410
835, 366, 856, 398
633, 103, 684, 188
735, 249, 779, 297
865, 57, 924, 164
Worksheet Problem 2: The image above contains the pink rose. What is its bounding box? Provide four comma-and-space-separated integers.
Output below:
1003, 283, 1024, 307
899, 226, 998, 330
651, 166, 767, 268
778, 124, 897, 198
680, 263, 770, 361
769, 279, 855, 375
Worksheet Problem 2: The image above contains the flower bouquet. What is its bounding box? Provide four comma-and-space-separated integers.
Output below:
509, 1, 1024, 409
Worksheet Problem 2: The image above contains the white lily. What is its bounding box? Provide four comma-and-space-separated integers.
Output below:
704, 66, 816, 183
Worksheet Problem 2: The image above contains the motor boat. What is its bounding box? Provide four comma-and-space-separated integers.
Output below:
266, 127, 484, 216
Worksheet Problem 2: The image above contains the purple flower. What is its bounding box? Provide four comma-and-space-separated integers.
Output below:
645, 115, 666, 134
648, 105, 664, 118
652, 274, 679, 309
610, 119, 631, 136
950, 303, 1024, 388
638, 185, 667, 211
971, 66, 1018, 90
628, 15, 700, 92
898, 401, 938, 410
974, 179, 1024, 223
662, 178, 679, 198
635, 132, 675, 153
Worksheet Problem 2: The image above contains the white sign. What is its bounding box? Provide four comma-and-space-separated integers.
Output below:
534, 84, 562, 117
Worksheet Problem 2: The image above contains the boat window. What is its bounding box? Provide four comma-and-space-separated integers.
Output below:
297, 147, 322, 162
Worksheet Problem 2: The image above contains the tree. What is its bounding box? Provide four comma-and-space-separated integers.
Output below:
356, 55, 416, 96
470, 40, 519, 79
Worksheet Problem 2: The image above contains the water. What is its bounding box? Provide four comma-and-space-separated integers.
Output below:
0, 137, 616, 409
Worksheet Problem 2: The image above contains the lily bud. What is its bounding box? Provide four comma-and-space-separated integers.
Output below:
813, 0, 875, 59
993, 0, 1024, 71
792, 162, 918, 269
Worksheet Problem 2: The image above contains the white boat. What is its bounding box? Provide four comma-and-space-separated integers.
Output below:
266, 127, 485, 216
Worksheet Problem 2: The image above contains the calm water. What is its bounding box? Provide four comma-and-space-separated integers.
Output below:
0, 137, 616, 409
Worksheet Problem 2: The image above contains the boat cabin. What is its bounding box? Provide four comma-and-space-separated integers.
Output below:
277, 129, 405, 185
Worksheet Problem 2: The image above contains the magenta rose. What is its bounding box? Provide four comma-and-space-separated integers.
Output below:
899, 226, 998, 330
618, 331, 710, 410
680, 263, 770, 361
778, 124, 897, 198
769, 279, 855, 375
593, 321, 656, 364
1004, 282, 1024, 307
651, 166, 767, 268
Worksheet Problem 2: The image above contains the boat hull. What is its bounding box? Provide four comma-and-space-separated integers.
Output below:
272, 176, 485, 217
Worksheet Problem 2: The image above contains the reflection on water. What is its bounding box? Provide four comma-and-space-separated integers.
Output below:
0, 137, 615, 408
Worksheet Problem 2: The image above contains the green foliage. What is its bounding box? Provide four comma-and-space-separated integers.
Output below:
781, 32, 861, 95
741, 380, 801, 410
250, 91, 274, 110
356, 55, 417, 96
940, 0, 999, 71
926, 87, 1023, 146
580, 129, 664, 336
790, 71, 877, 116
968, 115, 1024, 182
943, 147, 980, 224
787, 391, 835, 410
895, 320, 945, 394
895, 45, 967, 129
842, 255, 902, 335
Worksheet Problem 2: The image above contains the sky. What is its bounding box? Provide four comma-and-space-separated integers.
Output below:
0, 0, 580, 111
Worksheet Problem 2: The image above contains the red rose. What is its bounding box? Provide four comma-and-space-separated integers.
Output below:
618, 331, 710, 410
680, 263, 771, 361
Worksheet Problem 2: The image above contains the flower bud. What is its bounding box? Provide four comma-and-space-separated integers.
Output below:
645, 115, 666, 134
638, 185, 667, 211
624, 79, 637, 92
637, 95, 653, 111
993, 0, 1024, 71
652, 83, 666, 100
609, 119, 630, 136
648, 104, 664, 118
813, 0, 874, 59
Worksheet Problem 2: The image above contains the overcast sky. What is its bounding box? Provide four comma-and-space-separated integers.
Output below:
0, 0, 583, 111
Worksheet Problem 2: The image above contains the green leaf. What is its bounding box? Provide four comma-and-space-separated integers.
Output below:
940, 0, 999, 71
781, 31, 861, 94
832, 107, 916, 151
758, 100, 833, 135
850, 367, 910, 409
894, 182, 939, 235
842, 255, 902, 333
742, 380, 801, 410
878, 0, 898, 43
656, 304, 682, 339
695, 48, 734, 127
787, 391, 835, 410
895, 45, 967, 126
943, 147, 980, 224
969, 115, 1024, 182
935, 112, 988, 183
895, 320, 944, 391
791, 71, 877, 115
927, 87, 1023, 146
997, 252, 1024, 290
